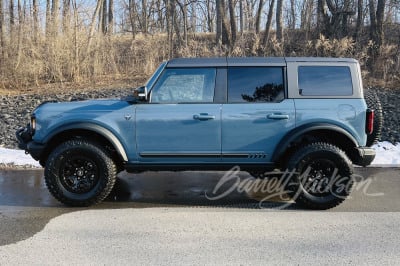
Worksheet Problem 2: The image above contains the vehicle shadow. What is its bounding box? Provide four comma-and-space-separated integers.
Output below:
0, 169, 296, 246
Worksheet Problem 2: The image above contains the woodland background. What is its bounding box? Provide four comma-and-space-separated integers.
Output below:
0, 0, 399, 91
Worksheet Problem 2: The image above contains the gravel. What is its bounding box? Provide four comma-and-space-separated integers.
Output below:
0, 88, 133, 149
1, 86, 399, 149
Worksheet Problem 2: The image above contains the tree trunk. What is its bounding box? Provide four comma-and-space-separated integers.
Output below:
255, 0, 264, 34
239, 0, 243, 34
217, 0, 231, 46
142, 0, 147, 34
86, 0, 102, 55
176, 0, 188, 46
216, 0, 222, 44
289, 0, 296, 29
262, 0, 275, 45
228, 0, 236, 45
101, 0, 107, 34
206, 0, 213, 33
375, 0, 386, 47
52, 0, 60, 37
10, 0, 15, 42
33, 0, 39, 41
46, 0, 51, 38
62, 0, 71, 35
166, 0, 175, 57
355, 0, 363, 39
128, 0, 137, 38
15, 0, 24, 70
72, 0, 79, 81
108, 0, 114, 34
276, 0, 283, 42
0, 0, 5, 59
368, 0, 386, 75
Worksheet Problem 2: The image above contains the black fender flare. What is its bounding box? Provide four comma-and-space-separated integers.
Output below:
43, 123, 129, 162
271, 123, 359, 162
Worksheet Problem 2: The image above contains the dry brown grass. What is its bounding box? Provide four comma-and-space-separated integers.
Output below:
0, 27, 399, 94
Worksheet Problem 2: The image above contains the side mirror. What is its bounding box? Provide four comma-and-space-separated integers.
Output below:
134, 86, 148, 102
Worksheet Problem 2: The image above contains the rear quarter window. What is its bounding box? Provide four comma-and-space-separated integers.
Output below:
298, 66, 353, 96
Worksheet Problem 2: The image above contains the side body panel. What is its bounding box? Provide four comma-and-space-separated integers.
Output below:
135, 104, 222, 163
221, 100, 296, 163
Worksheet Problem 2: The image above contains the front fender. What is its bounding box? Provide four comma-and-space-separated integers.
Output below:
43, 123, 129, 162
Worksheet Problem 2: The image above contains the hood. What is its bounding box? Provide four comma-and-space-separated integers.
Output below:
33, 99, 131, 116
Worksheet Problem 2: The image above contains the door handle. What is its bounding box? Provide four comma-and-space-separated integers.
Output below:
267, 113, 289, 120
193, 113, 215, 121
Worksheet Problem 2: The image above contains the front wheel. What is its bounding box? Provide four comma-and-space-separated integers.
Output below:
45, 139, 117, 207
286, 142, 354, 210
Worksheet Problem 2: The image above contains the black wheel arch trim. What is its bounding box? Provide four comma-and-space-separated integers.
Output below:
272, 123, 359, 162
43, 123, 129, 162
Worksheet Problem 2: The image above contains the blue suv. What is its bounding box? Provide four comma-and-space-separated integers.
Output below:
17, 57, 376, 209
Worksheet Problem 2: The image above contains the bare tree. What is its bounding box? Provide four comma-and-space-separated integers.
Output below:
62, 0, 71, 35
301, 0, 315, 40
228, 0, 237, 45
206, 0, 214, 33
100, 0, 107, 34
255, 0, 264, 34
0, 0, 5, 58
166, 0, 175, 56
288, 0, 296, 30
10, 0, 15, 42
176, 0, 188, 46
33, 0, 39, 41
46, 0, 51, 38
52, 0, 60, 37
368, 0, 386, 73
109, 0, 114, 34
317, 0, 355, 38
355, 0, 364, 39
216, 0, 222, 43
263, 0, 275, 45
276, 0, 283, 42
86, 0, 102, 55
239, 0, 243, 33
141, 0, 147, 34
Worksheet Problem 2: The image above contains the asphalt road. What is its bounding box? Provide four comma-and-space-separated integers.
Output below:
0, 168, 399, 265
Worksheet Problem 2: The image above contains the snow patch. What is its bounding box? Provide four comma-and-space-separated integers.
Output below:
0, 147, 41, 168
0, 141, 399, 168
371, 141, 400, 167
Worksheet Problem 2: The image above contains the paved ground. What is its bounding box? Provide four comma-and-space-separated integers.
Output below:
0, 168, 399, 264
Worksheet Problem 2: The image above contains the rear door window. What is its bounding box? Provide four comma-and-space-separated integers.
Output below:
227, 67, 285, 103
298, 66, 353, 96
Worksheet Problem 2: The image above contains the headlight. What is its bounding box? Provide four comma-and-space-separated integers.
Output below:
30, 116, 36, 135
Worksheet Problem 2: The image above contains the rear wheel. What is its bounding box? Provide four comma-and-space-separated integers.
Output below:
286, 142, 354, 210
45, 139, 117, 207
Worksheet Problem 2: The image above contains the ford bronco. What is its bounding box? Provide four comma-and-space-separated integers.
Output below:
17, 57, 377, 209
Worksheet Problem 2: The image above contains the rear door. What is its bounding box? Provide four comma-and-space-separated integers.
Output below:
221, 65, 296, 163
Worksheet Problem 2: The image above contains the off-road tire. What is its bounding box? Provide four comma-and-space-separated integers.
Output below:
365, 89, 383, 146
45, 139, 117, 207
286, 142, 354, 210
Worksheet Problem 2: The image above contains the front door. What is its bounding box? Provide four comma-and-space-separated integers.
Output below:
136, 67, 221, 163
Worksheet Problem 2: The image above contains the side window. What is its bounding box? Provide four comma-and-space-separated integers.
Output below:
298, 66, 353, 96
228, 67, 285, 103
150, 68, 216, 103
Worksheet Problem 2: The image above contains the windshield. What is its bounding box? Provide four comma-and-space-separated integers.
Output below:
145, 61, 167, 89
